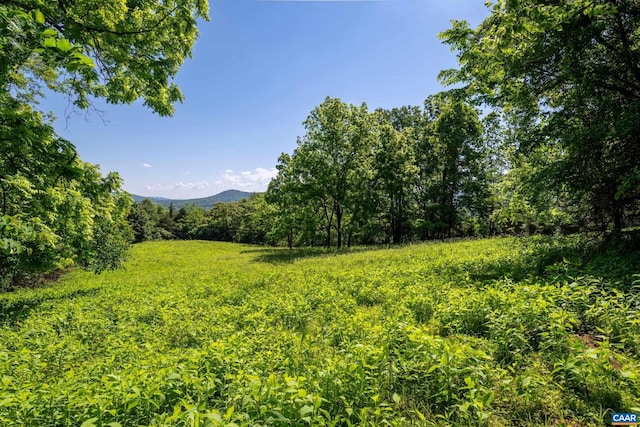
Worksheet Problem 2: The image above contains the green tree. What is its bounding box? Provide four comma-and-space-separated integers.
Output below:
208, 201, 241, 242
380, 106, 438, 240
267, 96, 495, 247
440, 0, 640, 234
1, 0, 209, 287
0, 94, 131, 288
175, 205, 208, 240
2, 0, 209, 115
266, 154, 299, 248
267, 153, 327, 248
292, 97, 376, 248
490, 140, 576, 236
127, 199, 175, 243
424, 92, 486, 238
128, 200, 155, 243
234, 194, 277, 245
373, 116, 418, 243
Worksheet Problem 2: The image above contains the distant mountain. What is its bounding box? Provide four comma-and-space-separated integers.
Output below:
130, 189, 254, 209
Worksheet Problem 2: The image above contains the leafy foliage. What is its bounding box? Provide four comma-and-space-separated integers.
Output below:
1, 0, 209, 115
440, 0, 640, 233
1, 237, 639, 425
267, 95, 496, 247
0, 93, 132, 289
128, 194, 278, 245
1, 0, 209, 287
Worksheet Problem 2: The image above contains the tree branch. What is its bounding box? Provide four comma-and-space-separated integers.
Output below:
46, 5, 180, 37
613, 10, 640, 89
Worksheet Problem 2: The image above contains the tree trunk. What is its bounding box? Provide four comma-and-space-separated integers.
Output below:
392, 221, 401, 244
447, 183, 455, 239
441, 168, 450, 239
613, 201, 624, 234
323, 200, 333, 247
1, 182, 6, 215
391, 197, 401, 244
336, 204, 343, 248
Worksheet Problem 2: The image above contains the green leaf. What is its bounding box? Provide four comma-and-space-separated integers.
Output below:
80, 56, 95, 67
33, 10, 45, 25
56, 39, 73, 52
464, 376, 475, 389
127, 399, 138, 410
299, 405, 313, 416
81, 418, 98, 427
70, 52, 96, 68
205, 412, 222, 422
0, 398, 14, 407
621, 371, 636, 379
224, 406, 235, 420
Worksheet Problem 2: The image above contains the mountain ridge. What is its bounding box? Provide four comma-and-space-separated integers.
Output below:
129, 189, 254, 209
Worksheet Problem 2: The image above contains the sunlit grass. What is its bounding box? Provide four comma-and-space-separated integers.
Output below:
1, 237, 639, 426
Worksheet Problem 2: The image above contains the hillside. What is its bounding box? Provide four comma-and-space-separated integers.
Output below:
1, 237, 639, 425
130, 189, 253, 209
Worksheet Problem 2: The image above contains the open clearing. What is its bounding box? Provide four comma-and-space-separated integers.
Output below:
1, 238, 639, 426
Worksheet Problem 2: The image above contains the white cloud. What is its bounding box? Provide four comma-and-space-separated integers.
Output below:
217, 167, 277, 190
145, 184, 170, 191
145, 181, 210, 192
175, 181, 210, 190
144, 168, 277, 195
143, 163, 152, 168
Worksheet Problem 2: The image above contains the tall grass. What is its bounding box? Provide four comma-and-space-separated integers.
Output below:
1, 236, 638, 426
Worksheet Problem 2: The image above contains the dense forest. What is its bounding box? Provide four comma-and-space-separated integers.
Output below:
131, 87, 638, 248
3, 0, 640, 287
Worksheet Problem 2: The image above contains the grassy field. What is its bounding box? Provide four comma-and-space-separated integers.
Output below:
1, 237, 639, 426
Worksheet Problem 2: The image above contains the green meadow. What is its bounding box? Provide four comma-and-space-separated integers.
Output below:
1, 237, 639, 426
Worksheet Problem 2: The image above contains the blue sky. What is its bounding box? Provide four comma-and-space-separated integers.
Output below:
49, 0, 489, 199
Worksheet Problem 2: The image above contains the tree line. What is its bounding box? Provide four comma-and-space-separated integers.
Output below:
130, 91, 606, 249
127, 195, 277, 245
4, 0, 640, 286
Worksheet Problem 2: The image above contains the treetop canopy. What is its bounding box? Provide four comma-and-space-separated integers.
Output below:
1, 0, 210, 116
